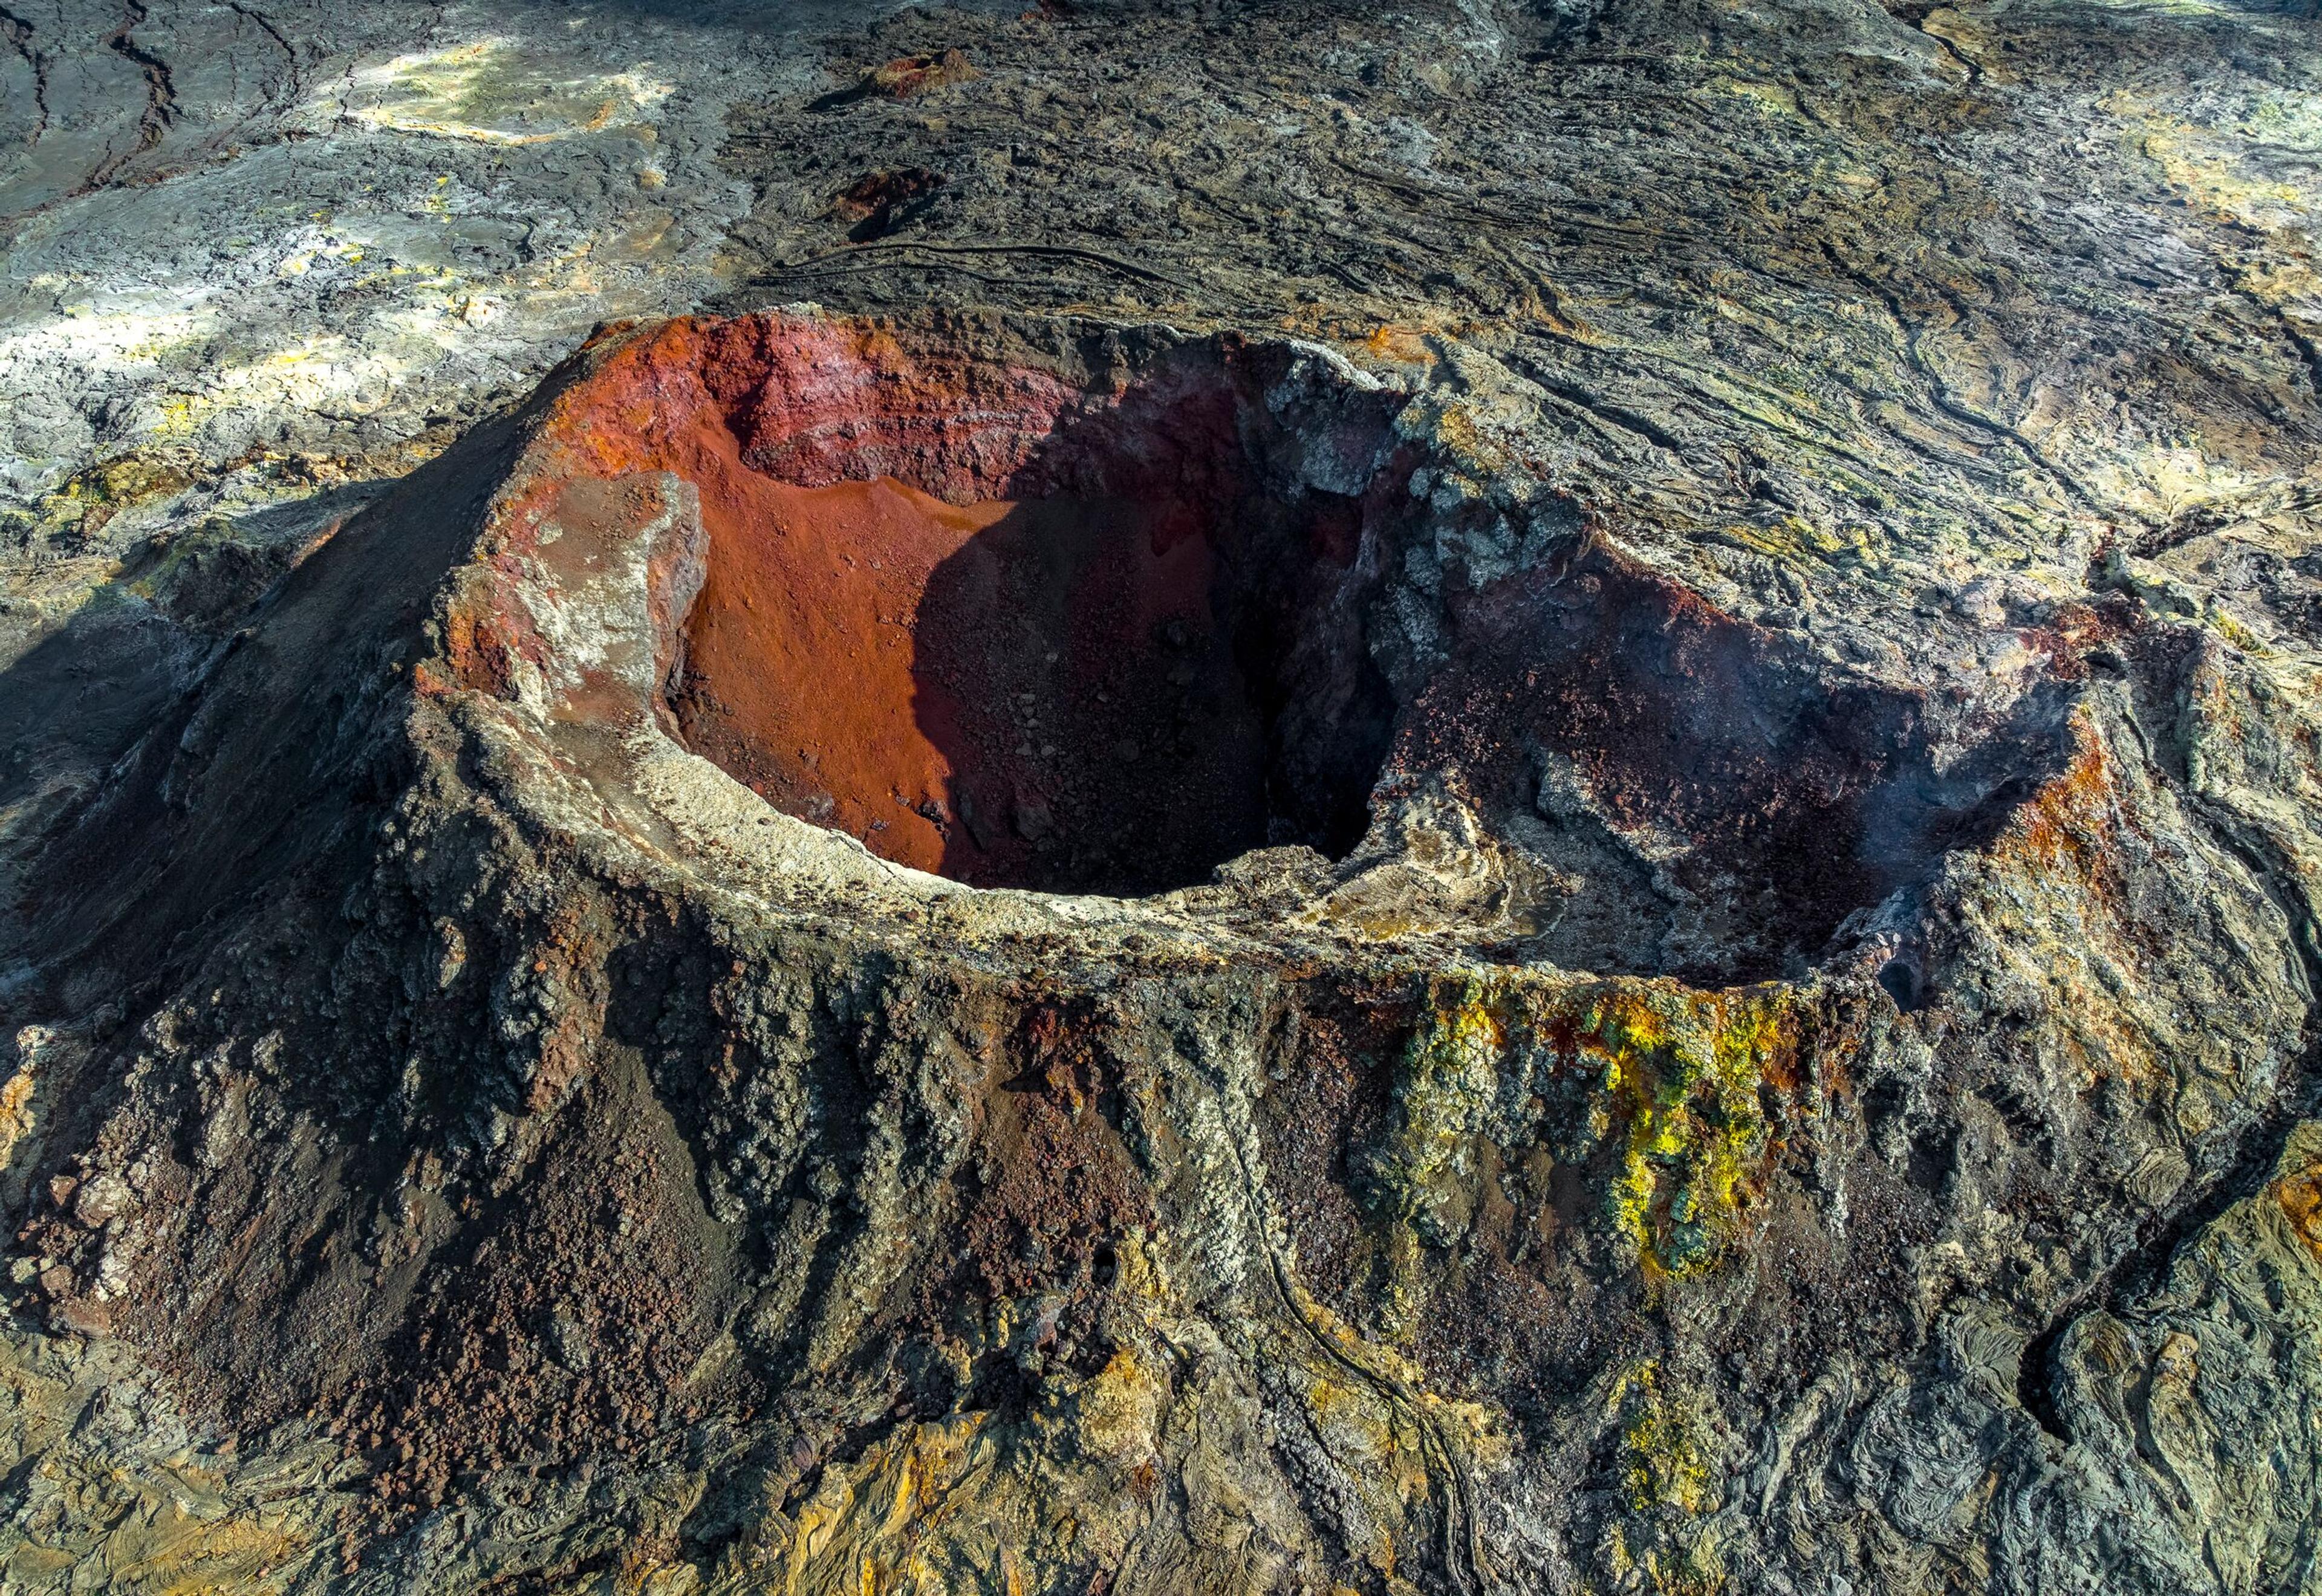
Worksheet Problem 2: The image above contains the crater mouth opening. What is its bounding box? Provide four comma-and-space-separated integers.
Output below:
509, 313, 2076, 966
650, 326, 1402, 895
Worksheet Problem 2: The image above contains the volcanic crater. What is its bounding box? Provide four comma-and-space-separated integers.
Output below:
649, 325, 1403, 896
5, 0, 2316, 1579
473, 311, 2080, 984
518, 320, 2061, 993
0, 307, 2188, 1596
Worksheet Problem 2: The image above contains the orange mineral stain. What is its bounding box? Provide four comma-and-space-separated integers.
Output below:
669, 465, 1261, 894
674, 475, 1011, 875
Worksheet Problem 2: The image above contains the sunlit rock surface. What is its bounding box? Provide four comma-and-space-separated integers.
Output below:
2, 1, 2321, 1592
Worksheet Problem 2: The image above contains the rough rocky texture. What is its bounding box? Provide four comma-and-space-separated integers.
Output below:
3, 1, 2322, 1593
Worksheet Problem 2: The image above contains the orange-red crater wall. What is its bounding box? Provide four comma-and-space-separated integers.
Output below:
507, 317, 1283, 893
671, 476, 1003, 877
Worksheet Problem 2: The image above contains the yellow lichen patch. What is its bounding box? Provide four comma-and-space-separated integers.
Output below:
82, 454, 192, 509
1577, 985, 1795, 1280
1607, 1366, 1742, 1592
1611, 1363, 1718, 1518
1378, 973, 1802, 1289
1722, 513, 1884, 573
25, 451, 197, 540
2207, 605, 2271, 657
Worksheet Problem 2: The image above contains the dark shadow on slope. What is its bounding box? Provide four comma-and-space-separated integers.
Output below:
0, 482, 387, 981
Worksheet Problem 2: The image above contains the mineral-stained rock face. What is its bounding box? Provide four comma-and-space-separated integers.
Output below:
0, 300, 2315, 1593
643, 317, 1402, 893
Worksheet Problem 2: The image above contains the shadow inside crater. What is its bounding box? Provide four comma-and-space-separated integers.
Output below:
666, 359, 1399, 897
1397, 547, 2083, 982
